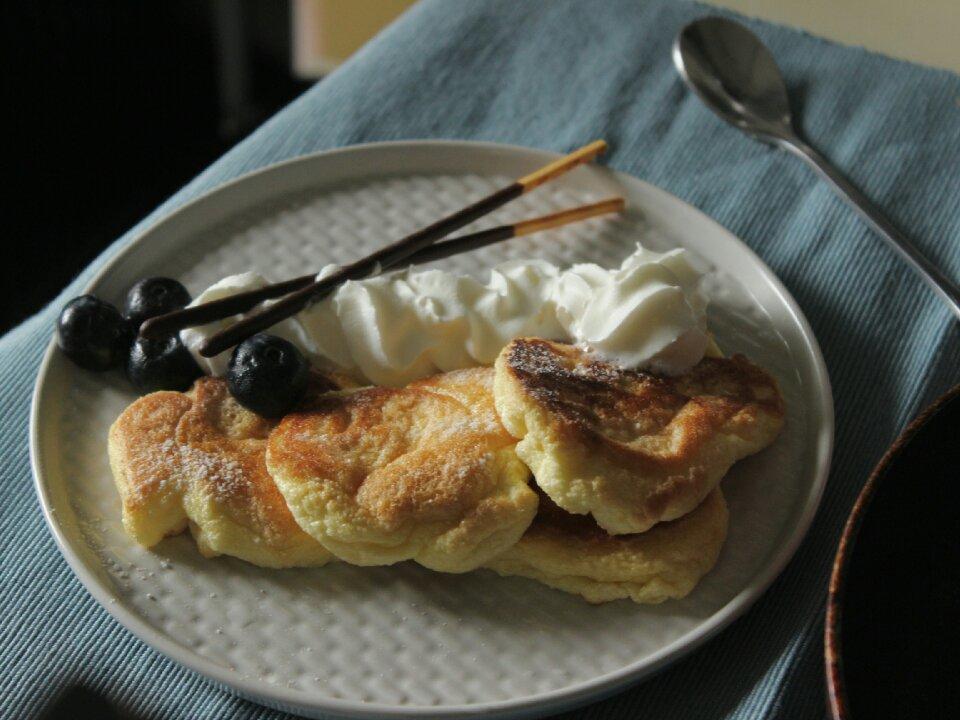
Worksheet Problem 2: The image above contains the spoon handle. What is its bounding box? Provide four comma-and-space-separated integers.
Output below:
779, 138, 960, 319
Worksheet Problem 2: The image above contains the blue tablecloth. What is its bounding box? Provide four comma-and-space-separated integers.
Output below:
3, 1, 959, 718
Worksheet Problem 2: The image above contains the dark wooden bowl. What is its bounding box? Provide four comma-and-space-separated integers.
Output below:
825, 383, 960, 719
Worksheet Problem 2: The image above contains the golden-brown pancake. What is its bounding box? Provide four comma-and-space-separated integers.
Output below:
175, 377, 333, 567
409, 366, 502, 423
108, 390, 193, 547
108, 375, 336, 567
494, 338, 783, 534
266, 367, 538, 572
485, 486, 728, 604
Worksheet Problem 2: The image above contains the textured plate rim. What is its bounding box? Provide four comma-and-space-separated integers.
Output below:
30, 139, 834, 719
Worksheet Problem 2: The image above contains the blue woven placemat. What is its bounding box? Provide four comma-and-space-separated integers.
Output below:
3, 1, 959, 718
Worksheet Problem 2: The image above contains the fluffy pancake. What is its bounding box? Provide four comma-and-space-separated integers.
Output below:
494, 338, 783, 534
108, 374, 336, 567
108, 390, 193, 547
486, 486, 728, 603
266, 367, 538, 572
409, 366, 502, 423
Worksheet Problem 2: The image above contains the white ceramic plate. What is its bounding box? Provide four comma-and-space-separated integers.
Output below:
30, 141, 833, 719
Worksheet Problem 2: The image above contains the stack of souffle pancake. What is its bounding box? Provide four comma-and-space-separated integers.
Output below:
109, 337, 784, 604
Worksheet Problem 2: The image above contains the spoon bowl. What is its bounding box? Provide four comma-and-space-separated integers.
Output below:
673, 17, 793, 142
673, 16, 960, 319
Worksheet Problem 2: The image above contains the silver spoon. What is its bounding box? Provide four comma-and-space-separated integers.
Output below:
673, 16, 960, 319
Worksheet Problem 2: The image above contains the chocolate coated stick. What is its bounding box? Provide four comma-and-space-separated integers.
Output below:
141, 195, 623, 339
196, 141, 609, 357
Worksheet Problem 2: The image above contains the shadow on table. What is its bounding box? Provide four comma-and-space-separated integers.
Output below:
39, 686, 137, 720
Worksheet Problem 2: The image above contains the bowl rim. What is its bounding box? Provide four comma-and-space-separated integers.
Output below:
825, 381, 960, 720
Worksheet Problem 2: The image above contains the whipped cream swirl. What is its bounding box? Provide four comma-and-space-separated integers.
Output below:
181, 245, 709, 386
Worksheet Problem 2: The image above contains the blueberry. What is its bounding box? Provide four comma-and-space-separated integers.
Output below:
126, 334, 202, 392
227, 334, 309, 417
57, 295, 133, 371
124, 277, 191, 330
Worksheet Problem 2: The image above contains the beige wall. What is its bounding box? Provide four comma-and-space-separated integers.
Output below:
292, 0, 415, 77
291, 1, 960, 76
706, 0, 960, 74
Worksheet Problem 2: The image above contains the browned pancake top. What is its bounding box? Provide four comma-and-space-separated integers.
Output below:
269, 376, 519, 531
111, 370, 349, 553
176, 377, 298, 541
110, 390, 193, 507
503, 338, 784, 465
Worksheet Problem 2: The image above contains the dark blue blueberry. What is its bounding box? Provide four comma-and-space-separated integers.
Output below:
227, 334, 309, 417
57, 295, 133, 371
126, 334, 202, 392
124, 277, 191, 330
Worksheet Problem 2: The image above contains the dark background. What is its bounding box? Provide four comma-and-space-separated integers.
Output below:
4, 1, 311, 334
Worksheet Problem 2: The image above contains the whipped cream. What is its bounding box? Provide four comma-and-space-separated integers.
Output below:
181, 245, 709, 386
